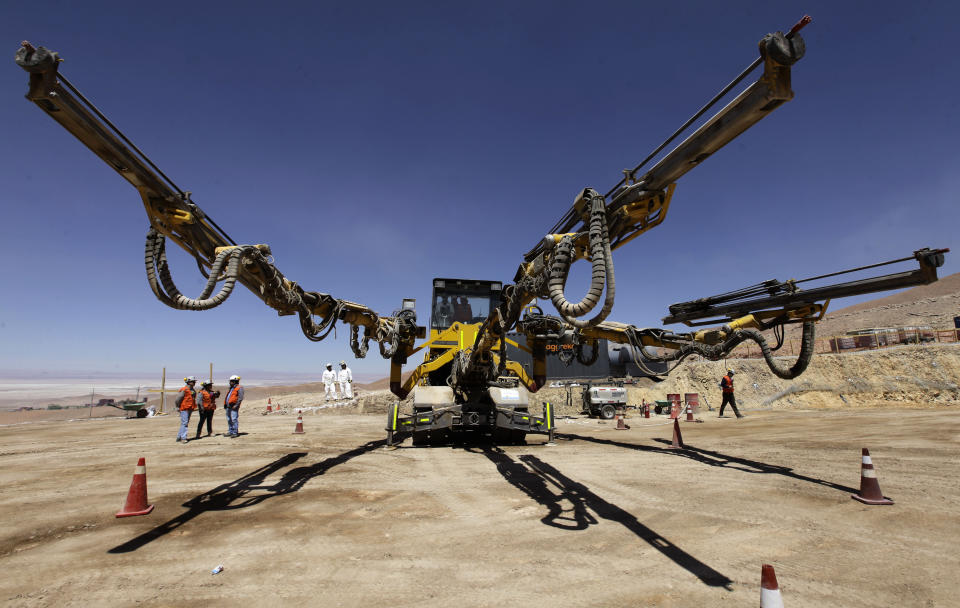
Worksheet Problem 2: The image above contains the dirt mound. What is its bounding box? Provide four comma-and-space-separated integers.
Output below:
242, 388, 404, 418
618, 343, 960, 412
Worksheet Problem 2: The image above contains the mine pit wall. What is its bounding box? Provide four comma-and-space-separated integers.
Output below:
525, 343, 960, 416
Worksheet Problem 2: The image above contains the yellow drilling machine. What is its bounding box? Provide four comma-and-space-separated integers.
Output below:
15, 16, 947, 446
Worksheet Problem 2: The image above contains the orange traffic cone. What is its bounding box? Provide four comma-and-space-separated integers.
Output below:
116, 457, 154, 518
667, 418, 684, 450
670, 400, 680, 419
293, 415, 305, 434
685, 404, 694, 422
760, 564, 784, 608
615, 412, 630, 430
266, 398, 272, 413
642, 401, 650, 419
851, 448, 894, 505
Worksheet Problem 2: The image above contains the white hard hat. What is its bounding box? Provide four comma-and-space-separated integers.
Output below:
184, 376, 197, 383
229, 375, 240, 381
326, 362, 333, 367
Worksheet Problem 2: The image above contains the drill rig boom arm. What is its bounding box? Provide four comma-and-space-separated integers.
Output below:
15, 42, 420, 357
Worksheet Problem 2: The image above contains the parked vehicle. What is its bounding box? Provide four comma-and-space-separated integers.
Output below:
581, 384, 627, 419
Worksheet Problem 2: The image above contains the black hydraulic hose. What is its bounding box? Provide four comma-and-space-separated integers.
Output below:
351, 324, 371, 358
576, 341, 599, 366
627, 320, 815, 379
143, 230, 387, 352
739, 321, 815, 379
547, 191, 615, 328
144, 230, 241, 310
299, 300, 339, 343
144, 232, 179, 309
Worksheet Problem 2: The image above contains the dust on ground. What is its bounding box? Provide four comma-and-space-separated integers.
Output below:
1, 392, 958, 606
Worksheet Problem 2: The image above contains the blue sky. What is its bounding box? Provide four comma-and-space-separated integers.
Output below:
2, 1, 957, 382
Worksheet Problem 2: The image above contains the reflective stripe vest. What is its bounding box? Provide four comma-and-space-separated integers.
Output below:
178, 386, 197, 411
226, 385, 242, 406
199, 389, 217, 411
721, 375, 734, 394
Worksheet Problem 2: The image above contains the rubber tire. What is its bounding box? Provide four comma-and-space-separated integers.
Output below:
431, 429, 451, 446
493, 427, 513, 445
412, 430, 430, 446
600, 404, 616, 420
136, 408, 148, 418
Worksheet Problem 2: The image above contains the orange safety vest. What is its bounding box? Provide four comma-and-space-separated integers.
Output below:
179, 386, 197, 411
225, 385, 242, 407
199, 389, 217, 411
721, 375, 734, 394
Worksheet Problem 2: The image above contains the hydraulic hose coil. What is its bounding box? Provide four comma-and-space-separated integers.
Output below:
144, 229, 243, 310
547, 189, 615, 328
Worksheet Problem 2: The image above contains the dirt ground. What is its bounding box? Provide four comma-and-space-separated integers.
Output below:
0, 406, 136, 426
1, 401, 958, 607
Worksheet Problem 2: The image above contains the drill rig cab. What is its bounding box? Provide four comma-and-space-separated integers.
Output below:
393, 278, 555, 446
429, 278, 502, 333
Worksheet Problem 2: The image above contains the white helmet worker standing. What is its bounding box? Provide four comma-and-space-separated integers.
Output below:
338, 360, 353, 400
322, 363, 338, 402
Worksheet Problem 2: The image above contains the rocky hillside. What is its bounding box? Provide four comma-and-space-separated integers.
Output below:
616, 343, 960, 412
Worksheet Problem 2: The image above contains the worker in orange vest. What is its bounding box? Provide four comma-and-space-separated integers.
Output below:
175, 376, 198, 442
223, 375, 244, 437
718, 369, 743, 419
195, 381, 219, 439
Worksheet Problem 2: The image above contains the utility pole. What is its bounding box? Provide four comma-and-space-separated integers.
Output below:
146, 367, 168, 414
88, 386, 95, 418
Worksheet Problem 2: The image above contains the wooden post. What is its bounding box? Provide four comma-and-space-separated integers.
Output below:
209, 362, 213, 384
160, 367, 166, 415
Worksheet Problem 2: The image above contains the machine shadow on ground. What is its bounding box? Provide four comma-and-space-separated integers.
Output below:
475, 446, 733, 589
108, 440, 385, 554
558, 432, 857, 494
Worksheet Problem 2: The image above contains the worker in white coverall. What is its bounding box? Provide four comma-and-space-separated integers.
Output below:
338, 360, 353, 399
322, 363, 338, 401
